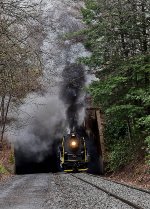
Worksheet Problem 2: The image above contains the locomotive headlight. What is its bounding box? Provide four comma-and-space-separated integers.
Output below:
69, 139, 78, 148
71, 141, 77, 147
69, 134, 79, 149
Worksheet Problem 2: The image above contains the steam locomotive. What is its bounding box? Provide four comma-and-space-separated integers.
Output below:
14, 129, 103, 174
59, 132, 88, 172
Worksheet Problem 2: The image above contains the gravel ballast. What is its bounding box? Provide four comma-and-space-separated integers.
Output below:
0, 173, 135, 209
74, 173, 150, 209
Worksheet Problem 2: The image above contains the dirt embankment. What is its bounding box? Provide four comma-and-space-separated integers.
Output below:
0, 144, 14, 182
106, 158, 150, 190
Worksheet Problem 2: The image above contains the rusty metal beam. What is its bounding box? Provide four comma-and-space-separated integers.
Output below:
95, 110, 105, 162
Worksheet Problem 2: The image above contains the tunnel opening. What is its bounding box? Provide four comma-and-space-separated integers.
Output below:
14, 108, 104, 175
14, 142, 61, 175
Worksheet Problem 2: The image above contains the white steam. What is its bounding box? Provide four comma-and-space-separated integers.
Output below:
8, 93, 67, 161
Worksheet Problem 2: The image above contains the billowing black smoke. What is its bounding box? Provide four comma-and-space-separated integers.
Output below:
60, 63, 85, 131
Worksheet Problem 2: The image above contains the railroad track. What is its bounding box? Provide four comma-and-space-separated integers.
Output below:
87, 173, 150, 195
71, 174, 149, 209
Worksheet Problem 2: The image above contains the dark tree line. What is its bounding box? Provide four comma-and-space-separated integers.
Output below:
79, 0, 150, 170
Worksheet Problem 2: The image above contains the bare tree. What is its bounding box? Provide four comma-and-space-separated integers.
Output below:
0, 0, 45, 142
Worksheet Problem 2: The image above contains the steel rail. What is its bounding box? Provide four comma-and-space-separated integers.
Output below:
86, 173, 150, 195
71, 174, 145, 209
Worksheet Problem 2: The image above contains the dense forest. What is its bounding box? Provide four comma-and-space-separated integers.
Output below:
79, 0, 150, 171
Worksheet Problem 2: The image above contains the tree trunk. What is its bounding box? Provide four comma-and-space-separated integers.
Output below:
1, 94, 11, 142
1, 95, 5, 127
127, 119, 132, 145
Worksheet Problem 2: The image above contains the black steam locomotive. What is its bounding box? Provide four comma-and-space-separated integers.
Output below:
59, 132, 88, 172
14, 129, 103, 174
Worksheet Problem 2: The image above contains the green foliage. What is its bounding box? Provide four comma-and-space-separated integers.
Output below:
107, 140, 134, 171
138, 116, 150, 165
0, 164, 8, 174
88, 56, 150, 170
145, 136, 150, 166
81, 0, 98, 24
81, 0, 150, 66
79, 0, 150, 171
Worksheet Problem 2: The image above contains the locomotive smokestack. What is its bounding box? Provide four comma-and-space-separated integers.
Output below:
60, 63, 85, 131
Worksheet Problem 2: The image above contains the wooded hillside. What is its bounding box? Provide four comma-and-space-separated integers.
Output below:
80, 0, 150, 171
0, 0, 44, 143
